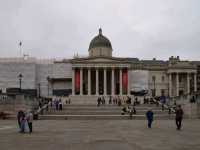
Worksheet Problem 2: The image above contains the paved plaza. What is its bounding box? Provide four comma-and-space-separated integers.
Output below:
0, 120, 200, 150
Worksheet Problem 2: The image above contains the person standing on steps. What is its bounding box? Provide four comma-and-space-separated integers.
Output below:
146, 108, 154, 128
175, 105, 184, 130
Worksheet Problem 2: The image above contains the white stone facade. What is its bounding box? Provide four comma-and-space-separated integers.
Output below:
0, 30, 199, 99
0, 56, 198, 98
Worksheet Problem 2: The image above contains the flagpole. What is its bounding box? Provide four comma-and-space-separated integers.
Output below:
19, 41, 22, 57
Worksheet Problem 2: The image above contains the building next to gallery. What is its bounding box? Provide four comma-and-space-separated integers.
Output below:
0, 29, 200, 103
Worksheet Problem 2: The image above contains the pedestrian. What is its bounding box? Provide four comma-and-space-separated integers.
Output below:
97, 97, 101, 107
160, 96, 166, 111
121, 106, 126, 115
26, 111, 33, 133
129, 106, 136, 119
132, 106, 136, 114
175, 105, 184, 130
102, 96, 105, 105
17, 110, 24, 130
113, 97, 116, 104
56, 99, 59, 110
146, 109, 154, 128
109, 96, 112, 104
59, 99, 62, 110
20, 115, 26, 133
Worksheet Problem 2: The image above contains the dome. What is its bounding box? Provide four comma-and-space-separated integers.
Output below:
89, 28, 112, 50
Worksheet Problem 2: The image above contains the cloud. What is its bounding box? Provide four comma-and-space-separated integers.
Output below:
0, 0, 199, 60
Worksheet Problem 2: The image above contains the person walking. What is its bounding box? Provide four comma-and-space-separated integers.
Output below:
175, 105, 184, 130
26, 111, 33, 133
146, 109, 154, 128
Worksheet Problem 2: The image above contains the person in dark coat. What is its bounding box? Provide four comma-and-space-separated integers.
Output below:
109, 96, 112, 104
175, 105, 184, 130
26, 111, 33, 133
97, 97, 101, 107
146, 109, 154, 128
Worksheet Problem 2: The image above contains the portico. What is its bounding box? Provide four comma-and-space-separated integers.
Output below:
168, 70, 197, 97
71, 64, 130, 96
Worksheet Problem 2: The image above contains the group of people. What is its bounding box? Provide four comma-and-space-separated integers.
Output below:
50, 97, 63, 111
145, 105, 184, 130
121, 105, 137, 119
17, 110, 33, 133
97, 96, 133, 106
97, 96, 106, 106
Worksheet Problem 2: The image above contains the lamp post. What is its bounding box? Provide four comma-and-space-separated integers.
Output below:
18, 73, 23, 92
38, 83, 41, 98
46, 76, 50, 96
152, 76, 156, 97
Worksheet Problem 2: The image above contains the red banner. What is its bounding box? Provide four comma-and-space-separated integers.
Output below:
122, 69, 128, 94
75, 69, 80, 93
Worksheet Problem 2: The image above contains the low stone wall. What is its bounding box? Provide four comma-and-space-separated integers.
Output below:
197, 103, 200, 119
182, 103, 198, 119
0, 95, 38, 115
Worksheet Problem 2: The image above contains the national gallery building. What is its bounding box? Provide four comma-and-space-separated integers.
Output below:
0, 29, 200, 103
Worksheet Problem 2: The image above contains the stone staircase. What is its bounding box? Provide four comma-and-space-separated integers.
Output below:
39, 103, 175, 120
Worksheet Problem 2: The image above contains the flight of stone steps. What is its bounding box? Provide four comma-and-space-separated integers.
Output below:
39, 104, 175, 120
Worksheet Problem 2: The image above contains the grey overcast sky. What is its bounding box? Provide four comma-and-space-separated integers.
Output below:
0, 0, 200, 60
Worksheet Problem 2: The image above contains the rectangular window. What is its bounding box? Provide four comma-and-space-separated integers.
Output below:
162, 76, 165, 82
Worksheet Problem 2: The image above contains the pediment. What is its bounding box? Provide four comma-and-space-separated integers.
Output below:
86, 58, 121, 63
71, 57, 127, 64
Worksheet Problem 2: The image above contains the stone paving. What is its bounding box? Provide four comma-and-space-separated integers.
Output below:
0, 120, 200, 150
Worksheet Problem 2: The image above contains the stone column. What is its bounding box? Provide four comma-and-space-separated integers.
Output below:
194, 73, 197, 92
127, 69, 130, 95
80, 68, 83, 95
88, 68, 91, 95
187, 73, 190, 94
104, 68, 107, 95
169, 73, 172, 97
176, 73, 179, 97
96, 68, 99, 95
112, 68, 115, 96
120, 68, 122, 95
72, 68, 75, 96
